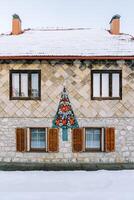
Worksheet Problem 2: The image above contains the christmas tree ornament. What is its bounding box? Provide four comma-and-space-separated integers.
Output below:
52, 87, 79, 141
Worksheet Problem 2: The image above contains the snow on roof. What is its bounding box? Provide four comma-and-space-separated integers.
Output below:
0, 28, 134, 57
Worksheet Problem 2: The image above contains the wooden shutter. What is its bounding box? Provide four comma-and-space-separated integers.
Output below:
72, 128, 84, 152
105, 127, 115, 152
48, 128, 59, 152
16, 128, 27, 152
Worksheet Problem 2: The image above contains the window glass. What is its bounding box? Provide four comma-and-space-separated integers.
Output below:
102, 73, 109, 97
12, 73, 19, 97
31, 73, 39, 97
86, 128, 100, 149
112, 73, 120, 97
31, 128, 46, 149
21, 73, 28, 97
93, 73, 100, 97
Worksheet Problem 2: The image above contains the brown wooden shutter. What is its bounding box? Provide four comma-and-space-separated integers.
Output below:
72, 128, 84, 152
16, 128, 27, 152
105, 127, 115, 152
48, 128, 59, 152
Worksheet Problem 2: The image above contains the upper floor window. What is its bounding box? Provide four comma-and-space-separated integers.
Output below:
10, 70, 41, 100
91, 70, 122, 100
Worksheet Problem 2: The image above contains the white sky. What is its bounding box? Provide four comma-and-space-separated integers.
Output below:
0, 0, 134, 35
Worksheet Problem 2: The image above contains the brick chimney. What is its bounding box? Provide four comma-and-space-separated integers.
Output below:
12, 14, 22, 35
110, 14, 121, 35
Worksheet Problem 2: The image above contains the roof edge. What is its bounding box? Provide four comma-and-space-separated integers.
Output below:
0, 55, 134, 60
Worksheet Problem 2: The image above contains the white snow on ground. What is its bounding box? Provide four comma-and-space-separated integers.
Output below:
0, 170, 134, 200
0, 28, 134, 56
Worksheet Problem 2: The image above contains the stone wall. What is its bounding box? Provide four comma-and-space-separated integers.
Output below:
0, 59, 133, 163
0, 117, 133, 163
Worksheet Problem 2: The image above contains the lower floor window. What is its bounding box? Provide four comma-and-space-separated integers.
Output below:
16, 127, 114, 153
85, 128, 101, 151
30, 128, 46, 151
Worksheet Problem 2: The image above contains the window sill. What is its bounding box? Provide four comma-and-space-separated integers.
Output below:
10, 97, 41, 101
91, 97, 122, 101
29, 149, 46, 152
85, 148, 101, 152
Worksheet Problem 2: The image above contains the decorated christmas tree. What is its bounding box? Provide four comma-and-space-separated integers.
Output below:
52, 87, 79, 140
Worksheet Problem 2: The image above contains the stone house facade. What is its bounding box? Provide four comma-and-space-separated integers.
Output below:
0, 14, 134, 164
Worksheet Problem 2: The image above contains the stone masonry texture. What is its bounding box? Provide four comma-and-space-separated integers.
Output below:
0, 59, 133, 163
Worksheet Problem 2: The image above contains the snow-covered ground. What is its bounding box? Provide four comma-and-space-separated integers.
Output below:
0, 170, 134, 200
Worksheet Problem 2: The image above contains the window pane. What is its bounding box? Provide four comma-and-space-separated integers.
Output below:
31, 73, 39, 97
102, 73, 109, 97
86, 131, 93, 148
21, 74, 28, 97
112, 73, 120, 97
86, 128, 100, 149
31, 128, 46, 149
12, 73, 19, 97
93, 73, 100, 97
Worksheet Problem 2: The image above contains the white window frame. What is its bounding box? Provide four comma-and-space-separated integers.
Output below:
84, 127, 105, 152
26, 127, 47, 152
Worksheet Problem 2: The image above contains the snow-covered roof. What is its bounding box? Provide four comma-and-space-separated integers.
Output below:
0, 28, 134, 57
